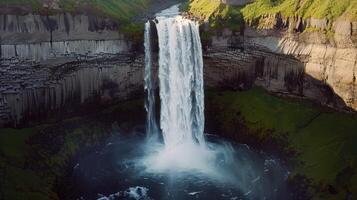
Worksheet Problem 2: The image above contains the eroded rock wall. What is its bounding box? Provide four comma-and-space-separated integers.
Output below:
243, 31, 357, 110
0, 55, 144, 127
0, 14, 121, 43
204, 16, 357, 111
0, 13, 131, 61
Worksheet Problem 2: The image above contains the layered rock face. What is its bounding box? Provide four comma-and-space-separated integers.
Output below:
0, 1, 183, 127
0, 13, 131, 61
0, 55, 144, 127
0, 12, 138, 127
204, 16, 357, 111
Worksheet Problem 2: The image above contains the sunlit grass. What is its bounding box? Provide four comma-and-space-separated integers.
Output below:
242, 0, 356, 21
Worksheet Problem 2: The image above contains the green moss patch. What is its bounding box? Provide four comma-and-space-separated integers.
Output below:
206, 87, 357, 199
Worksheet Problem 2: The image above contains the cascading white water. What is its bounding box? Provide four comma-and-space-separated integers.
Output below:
143, 6, 213, 171
144, 21, 159, 138
156, 15, 205, 147
75, 6, 289, 199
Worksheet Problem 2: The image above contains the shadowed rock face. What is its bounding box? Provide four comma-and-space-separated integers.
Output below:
203, 47, 348, 110
242, 29, 357, 111
0, 54, 144, 127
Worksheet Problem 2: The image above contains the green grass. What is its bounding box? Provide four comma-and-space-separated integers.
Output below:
241, 0, 357, 21
187, 0, 357, 32
188, 0, 222, 21
0, 0, 149, 21
0, 0, 42, 11
207, 87, 357, 198
187, 0, 245, 33
85, 0, 149, 21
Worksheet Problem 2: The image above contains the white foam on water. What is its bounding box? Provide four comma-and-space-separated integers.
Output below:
96, 186, 150, 200
125, 186, 149, 200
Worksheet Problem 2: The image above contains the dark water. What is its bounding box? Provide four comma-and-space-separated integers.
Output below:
69, 131, 291, 200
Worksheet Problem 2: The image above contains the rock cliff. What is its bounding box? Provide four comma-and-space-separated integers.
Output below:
0, 55, 144, 126
0, 13, 131, 61
0, 0, 181, 127
201, 12, 357, 111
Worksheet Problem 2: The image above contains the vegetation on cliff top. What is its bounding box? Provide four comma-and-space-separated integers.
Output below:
0, 0, 149, 21
206, 87, 357, 199
188, 0, 357, 25
242, 0, 357, 21
188, 0, 244, 33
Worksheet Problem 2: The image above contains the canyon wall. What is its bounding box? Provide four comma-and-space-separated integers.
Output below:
203, 16, 357, 111
0, 12, 138, 127
0, 13, 131, 61
0, 1, 183, 127
0, 55, 144, 127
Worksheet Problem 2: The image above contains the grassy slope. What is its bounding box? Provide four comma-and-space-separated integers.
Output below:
0, 0, 41, 7
86, 0, 149, 21
0, 0, 149, 42
0, 99, 145, 200
207, 87, 357, 199
188, 0, 357, 25
188, 0, 244, 32
242, 0, 357, 22
0, 0, 149, 21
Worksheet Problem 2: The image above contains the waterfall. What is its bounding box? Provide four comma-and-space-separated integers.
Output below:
144, 21, 159, 137
156, 16, 205, 147
145, 14, 205, 148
